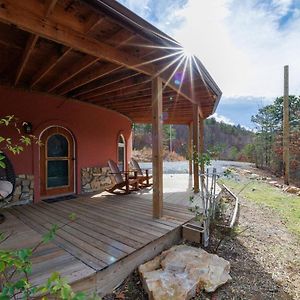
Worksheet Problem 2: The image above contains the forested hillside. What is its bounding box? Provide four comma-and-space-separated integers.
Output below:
252, 95, 300, 184
133, 118, 254, 161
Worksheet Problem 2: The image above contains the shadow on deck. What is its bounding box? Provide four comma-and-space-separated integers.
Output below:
0, 177, 195, 296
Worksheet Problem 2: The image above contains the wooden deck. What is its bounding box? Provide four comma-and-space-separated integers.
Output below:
0, 188, 194, 296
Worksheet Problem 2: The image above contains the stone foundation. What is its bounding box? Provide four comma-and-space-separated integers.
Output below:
81, 167, 113, 194
11, 174, 34, 205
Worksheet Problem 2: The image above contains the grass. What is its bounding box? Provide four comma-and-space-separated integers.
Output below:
220, 177, 300, 238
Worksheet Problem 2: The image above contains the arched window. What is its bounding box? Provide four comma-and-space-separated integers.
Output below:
118, 134, 126, 171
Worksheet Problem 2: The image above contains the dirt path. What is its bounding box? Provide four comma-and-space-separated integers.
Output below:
204, 175, 300, 299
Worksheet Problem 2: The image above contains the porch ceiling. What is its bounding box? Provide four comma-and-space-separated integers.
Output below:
0, 0, 222, 124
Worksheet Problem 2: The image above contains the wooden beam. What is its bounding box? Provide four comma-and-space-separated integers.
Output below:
152, 77, 163, 218
199, 118, 205, 175
96, 91, 176, 107
107, 102, 193, 113
193, 104, 199, 193
74, 70, 139, 97
57, 63, 122, 95
93, 91, 180, 109
57, 30, 134, 95
30, 47, 72, 87
0, 1, 155, 74
283, 65, 290, 185
188, 123, 193, 175
80, 74, 149, 100
14, 34, 38, 85
84, 14, 105, 33
0, 0, 194, 103
106, 29, 135, 47
44, 0, 58, 17
47, 55, 99, 92
91, 85, 151, 104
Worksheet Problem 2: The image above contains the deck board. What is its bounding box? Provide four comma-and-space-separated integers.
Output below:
1, 190, 194, 293
0, 211, 95, 288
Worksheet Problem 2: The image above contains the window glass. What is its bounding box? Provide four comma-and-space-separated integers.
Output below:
118, 135, 125, 171
47, 134, 68, 157
47, 160, 68, 187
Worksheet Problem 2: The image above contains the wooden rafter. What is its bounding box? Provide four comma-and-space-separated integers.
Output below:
57, 63, 122, 95
88, 82, 151, 103
106, 30, 135, 47
93, 89, 176, 106
30, 47, 72, 87
0, 0, 195, 103
58, 32, 136, 96
81, 77, 150, 101
73, 69, 140, 96
14, 0, 58, 85
14, 34, 38, 85
84, 14, 106, 33
44, 0, 58, 17
109, 102, 192, 112
47, 55, 99, 92
0, 1, 154, 72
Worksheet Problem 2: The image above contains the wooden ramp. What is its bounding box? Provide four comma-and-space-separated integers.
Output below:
1, 193, 193, 295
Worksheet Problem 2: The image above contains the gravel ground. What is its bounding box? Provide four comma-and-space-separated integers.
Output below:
104, 169, 300, 300
200, 197, 300, 299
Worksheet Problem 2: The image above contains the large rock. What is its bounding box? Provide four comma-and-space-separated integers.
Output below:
139, 245, 231, 300
284, 186, 300, 194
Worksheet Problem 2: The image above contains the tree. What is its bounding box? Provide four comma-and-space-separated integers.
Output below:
229, 146, 239, 161
251, 95, 300, 180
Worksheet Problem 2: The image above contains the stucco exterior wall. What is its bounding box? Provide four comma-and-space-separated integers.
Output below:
0, 86, 133, 202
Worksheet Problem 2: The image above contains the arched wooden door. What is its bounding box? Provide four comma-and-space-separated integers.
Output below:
40, 127, 75, 198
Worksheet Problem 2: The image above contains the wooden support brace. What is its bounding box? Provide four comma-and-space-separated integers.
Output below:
193, 104, 199, 193
152, 77, 163, 218
199, 118, 205, 175
188, 122, 193, 175
14, 34, 38, 85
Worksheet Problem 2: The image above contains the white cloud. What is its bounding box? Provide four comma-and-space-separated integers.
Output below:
209, 113, 235, 125
118, 0, 300, 100
172, 0, 300, 98
118, 0, 151, 19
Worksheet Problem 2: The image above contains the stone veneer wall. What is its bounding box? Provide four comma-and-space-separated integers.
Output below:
81, 167, 114, 194
11, 174, 34, 204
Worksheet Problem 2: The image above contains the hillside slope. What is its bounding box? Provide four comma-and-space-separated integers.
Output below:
133, 118, 254, 161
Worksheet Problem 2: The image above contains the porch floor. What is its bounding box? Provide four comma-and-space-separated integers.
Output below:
1, 178, 195, 295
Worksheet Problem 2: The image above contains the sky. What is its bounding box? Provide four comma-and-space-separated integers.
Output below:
117, 0, 300, 129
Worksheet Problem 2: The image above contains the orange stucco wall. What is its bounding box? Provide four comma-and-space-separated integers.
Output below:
0, 86, 132, 202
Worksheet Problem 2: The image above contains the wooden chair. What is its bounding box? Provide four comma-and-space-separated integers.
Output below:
106, 159, 139, 195
130, 158, 152, 187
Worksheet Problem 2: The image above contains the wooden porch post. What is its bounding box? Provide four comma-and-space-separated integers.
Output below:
193, 104, 199, 193
199, 118, 205, 175
188, 122, 193, 175
152, 76, 163, 218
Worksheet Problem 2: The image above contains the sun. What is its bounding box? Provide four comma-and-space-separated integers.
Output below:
182, 47, 194, 58
180, 39, 198, 58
